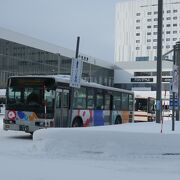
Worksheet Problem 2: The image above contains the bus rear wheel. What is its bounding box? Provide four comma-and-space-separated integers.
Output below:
72, 117, 83, 127
115, 116, 122, 124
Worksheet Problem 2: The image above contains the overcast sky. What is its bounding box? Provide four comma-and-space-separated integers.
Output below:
0, 0, 126, 62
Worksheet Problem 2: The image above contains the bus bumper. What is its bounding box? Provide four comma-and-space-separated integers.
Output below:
3, 122, 41, 133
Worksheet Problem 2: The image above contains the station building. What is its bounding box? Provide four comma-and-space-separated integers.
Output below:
114, 0, 177, 104
0, 27, 114, 88
115, 0, 180, 63
114, 60, 173, 110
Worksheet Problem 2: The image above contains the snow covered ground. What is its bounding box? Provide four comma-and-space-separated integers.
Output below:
1, 114, 180, 180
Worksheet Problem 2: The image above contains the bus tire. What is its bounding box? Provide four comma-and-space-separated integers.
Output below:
115, 116, 122, 124
72, 117, 83, 127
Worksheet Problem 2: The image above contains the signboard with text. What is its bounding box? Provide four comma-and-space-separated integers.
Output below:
169, 98, 178, 110
172, 65, 178, 93
70, 58, 83, 88
131, 78, 153, 82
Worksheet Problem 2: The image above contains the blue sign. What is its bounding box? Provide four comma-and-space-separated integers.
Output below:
70, 58, 83, 88
156, 100, 160, 110
169, 98, 178, 110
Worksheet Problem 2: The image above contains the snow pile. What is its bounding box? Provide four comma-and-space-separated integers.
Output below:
1, 115, 180, 180
33, 121, 180, 161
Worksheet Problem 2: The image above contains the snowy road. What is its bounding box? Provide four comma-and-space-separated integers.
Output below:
1, 115, 180, 180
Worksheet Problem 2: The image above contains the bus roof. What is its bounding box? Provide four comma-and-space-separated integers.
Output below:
8, 75, 133, 95
135, 96, 155, 100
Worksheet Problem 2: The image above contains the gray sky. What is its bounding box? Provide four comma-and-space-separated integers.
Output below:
0, 0, 123, 62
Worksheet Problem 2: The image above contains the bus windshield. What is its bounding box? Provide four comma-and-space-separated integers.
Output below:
135, 98, 147, 112
135, 97, 155, 113
6, 77, 56, 118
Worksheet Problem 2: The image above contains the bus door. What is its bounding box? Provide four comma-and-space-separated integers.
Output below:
104, 93, 112, 125
55, 89, 69, 127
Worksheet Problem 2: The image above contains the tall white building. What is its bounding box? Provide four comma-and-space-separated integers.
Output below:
115, 0, 180, 62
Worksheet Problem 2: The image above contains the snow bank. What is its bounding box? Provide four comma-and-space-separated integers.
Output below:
33, 122, 180, 160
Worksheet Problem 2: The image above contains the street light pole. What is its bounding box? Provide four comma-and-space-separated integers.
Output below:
156, 0, 163, 123
69, 36, 80, 127
176, 42, 180, 121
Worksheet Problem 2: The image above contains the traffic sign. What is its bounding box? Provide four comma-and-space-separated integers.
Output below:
70, 58, 83, 88
169, 98, 178, 110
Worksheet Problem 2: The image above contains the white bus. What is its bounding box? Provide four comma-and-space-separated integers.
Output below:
134, 97, 155, 122
4, 75, 134, 134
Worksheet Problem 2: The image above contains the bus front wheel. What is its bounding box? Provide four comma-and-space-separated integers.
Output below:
72, 117, 83, 127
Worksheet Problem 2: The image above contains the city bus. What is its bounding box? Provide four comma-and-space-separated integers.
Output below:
134, 96, 155, 122
3, 75, 134, 134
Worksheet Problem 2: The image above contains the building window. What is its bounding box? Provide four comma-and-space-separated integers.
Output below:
166, 45, 170, 48
166, 17, 171, 20
136, 13, 140, 16
167, 10, 171, 13
153, 46, 157, 49
147, 12, 152, 15
147, 19, 152, 22
153, 39, 157, 42
135, 57, 149, 61
136, 26, 140, 29
136, 47, 140, 50
136, 40, 140, 43
147, 25, 151, 28
154, 18, 158, 21
166, 31, 171, 34
136, 33, 140, 36
173, 24, 177, 27
147, 32, 151, 35
173, 10, 178, 13
134, 71, 151, 76
154, 25, 158, 28
147, 39, 151, 42
166, 24, 171, 27
173, 16, 177, 20
173, 38, 177, 41
166, 38, 170, 41
147, 46, 151, 49
153, 32, 157, 35
173, 31, 177, 34
154, 11, 158, 14
162, 71, 171, 76
136, 19, 140, 23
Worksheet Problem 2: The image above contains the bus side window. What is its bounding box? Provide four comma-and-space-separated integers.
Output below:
62, 90, 69, 108
128, 94, 133, 111
113, 92, 121, 110
122, 93, 128, 110
73, 88, 86, 109
87, 88, 94, 109
96, 93, 104, 110
56, 92, 61, 108
105, 94, 110, 110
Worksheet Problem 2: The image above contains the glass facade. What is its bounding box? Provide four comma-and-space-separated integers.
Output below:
0, 38, 113, 88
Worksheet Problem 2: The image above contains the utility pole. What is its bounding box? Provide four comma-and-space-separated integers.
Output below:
156, 0, 163, 123
172, 45, 176, 131
176, 42, 180, 121
69, 36, 80, 127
